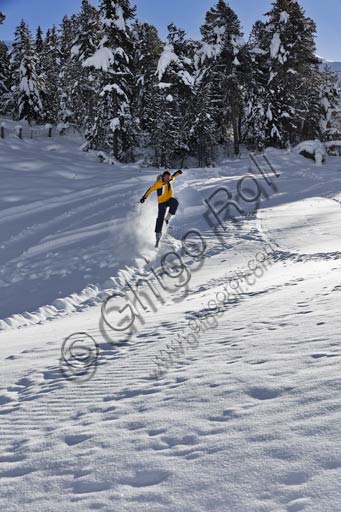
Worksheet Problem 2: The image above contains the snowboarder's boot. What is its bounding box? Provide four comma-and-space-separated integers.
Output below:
155, 232, 162, 248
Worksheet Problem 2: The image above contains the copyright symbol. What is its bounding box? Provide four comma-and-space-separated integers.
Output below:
59, 332, 99, 383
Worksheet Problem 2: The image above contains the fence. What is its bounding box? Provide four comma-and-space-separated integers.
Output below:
0, 124, 81, 140
0, 125, 53, 139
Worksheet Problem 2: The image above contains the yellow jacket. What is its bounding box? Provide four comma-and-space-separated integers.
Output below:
143, 171, 182, 204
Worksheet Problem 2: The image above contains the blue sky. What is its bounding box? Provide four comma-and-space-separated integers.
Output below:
0, 0, 340, 61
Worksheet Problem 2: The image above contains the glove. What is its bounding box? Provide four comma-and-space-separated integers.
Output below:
140, 197, 146, 204
177, 169, 183, 175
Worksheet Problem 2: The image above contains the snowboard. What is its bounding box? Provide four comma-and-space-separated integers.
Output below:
155, 221, 175, 248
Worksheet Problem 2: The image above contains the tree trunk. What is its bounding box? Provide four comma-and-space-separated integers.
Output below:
112, 90, 119, 159
228, 84, 240, 155
113, 131, 118, 160
180, 152, 185, 168
231, 111, 240, 156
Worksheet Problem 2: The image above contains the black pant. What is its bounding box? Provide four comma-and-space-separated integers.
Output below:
155, 198, 179, 233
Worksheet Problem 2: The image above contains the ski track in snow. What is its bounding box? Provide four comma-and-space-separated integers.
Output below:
1, 122, 341, 511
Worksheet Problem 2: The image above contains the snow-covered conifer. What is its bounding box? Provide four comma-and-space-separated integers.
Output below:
130, 21, 163, 155
83, 0, 136, 160
40, 26, 60, 123
196, 0, 246, 155
153, 23, 195, 167
245, 0, 320, 147
319, 65, 340, 140
10, 20, 45, 124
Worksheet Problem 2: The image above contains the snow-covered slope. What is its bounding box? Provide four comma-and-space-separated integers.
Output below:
318, 56, 341, 86
1, 124, 341, 511
0, 118, 163, 329
318, 55, 341, 73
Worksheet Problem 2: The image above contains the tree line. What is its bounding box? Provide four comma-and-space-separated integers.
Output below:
0, 0, 339, 167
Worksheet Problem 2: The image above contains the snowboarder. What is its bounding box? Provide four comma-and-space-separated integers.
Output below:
140, 170, 183, 247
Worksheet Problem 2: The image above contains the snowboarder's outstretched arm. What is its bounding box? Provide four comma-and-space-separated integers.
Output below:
171, 169, 183, 181
140, 180, 164, 203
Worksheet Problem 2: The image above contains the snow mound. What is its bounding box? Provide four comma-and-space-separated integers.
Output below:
258, 197, 341, 255
295, 140, 326, 166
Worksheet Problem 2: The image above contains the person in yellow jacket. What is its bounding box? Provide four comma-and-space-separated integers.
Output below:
140, 169, 183, 246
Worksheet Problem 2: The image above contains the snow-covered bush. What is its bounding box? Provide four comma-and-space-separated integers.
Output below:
57, 122, 69, 135
96, 151, 116, 165
325, 140, 341, 156
295, 140, 326, 166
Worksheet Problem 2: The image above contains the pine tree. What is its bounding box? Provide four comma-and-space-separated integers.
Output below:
34, 26, 44, 82
83, 0, 136, 160
41, 26, 60, 123
35, 26, 44, 54
319, 65, 340, 141
189, 74, 217, 166
130, 21, 163, 156
59, 15, 78, 65
0, 12, 11, 115
0, 42, 11, 115
196, 0, 246, 155
245, 0, 320, 148
73, 1, 101, 61
58, 15, 80, 127
10, 20, 28, 83
18, 50, 45, 124
69, 0, 102, 133
10, 20, 45, 124
154, 23, 195, 167
242, 21, 271, 149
